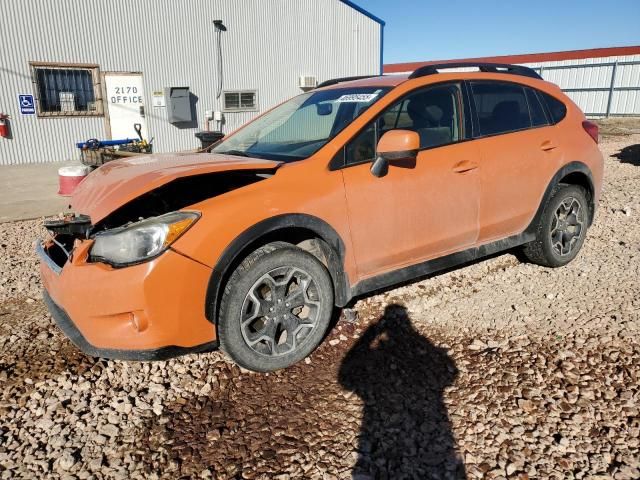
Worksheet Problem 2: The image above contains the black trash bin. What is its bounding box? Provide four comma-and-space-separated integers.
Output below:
195, 130, 224, 150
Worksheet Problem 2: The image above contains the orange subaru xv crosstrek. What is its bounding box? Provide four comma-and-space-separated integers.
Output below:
39, 63, 603, 372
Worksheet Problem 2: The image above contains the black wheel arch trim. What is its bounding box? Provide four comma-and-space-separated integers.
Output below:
525, 161, 596, 232
205, 213, 351, 324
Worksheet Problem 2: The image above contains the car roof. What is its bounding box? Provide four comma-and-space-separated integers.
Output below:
318, 63, 551, 91
317, 72, 563, 101
319, 75, 410, 90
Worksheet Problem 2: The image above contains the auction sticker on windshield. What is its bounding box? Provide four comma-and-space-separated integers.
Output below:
336, 93, 379, 103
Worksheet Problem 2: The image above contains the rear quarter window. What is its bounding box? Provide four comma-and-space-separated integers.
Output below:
539, 92, 567, 124
525, 88, 550, 127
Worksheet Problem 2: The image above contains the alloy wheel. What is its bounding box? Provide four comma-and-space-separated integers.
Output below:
550, 196, 585, 257
240, 266, 321, 357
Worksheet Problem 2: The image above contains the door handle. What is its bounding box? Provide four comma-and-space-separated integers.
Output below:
540, 140, 557, 151
452, 160, 478, 173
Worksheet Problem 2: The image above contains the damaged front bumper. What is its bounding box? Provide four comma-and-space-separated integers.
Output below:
42, 289, 216, 361
37, 238, 218, 361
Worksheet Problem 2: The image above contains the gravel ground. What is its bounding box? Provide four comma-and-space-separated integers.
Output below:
1, 134, 639, 479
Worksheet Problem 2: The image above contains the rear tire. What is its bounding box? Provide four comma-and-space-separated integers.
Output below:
218, 242, 334, 372
522, 184, 589, 267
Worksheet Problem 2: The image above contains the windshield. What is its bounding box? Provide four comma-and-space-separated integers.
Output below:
213, 87, 390, 161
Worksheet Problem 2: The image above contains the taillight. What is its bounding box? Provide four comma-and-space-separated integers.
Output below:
582, 120, 599, 144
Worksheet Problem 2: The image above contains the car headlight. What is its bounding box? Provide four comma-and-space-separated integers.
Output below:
90, 211, 200, 266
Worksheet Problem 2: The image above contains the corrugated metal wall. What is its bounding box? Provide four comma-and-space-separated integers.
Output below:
0, 0, 381, 165
522, 55, 640, 117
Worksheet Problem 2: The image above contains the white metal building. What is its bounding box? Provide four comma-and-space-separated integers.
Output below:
384, 46, 640, 118
0, 0, 384, 165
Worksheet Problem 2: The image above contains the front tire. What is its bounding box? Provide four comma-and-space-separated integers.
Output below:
523, 184, 589, 267
218, 242, 334, 372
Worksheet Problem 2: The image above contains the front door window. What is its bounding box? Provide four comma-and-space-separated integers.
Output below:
345, 84, 462, 167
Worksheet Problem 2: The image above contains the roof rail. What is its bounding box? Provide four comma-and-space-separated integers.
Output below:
316, 75, 379, 89
408, 62, 542, 80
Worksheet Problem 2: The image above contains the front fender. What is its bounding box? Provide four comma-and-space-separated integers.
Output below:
202, 213, 351, 324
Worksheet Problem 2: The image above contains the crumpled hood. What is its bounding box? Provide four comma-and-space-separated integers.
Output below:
72, 152, 282, 224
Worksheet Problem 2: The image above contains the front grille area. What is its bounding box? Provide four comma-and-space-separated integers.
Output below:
44, 234, 77, 269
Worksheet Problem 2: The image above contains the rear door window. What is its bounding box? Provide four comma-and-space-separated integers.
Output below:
470, 82, 531, 136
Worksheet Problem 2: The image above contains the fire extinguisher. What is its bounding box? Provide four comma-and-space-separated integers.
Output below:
0, 114, 9, 138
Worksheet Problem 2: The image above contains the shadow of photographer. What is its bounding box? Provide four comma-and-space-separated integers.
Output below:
339, 304, 466, 479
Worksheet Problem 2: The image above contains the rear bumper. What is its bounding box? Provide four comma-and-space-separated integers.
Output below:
38, 239, 218, 360
43, 290, 217, 360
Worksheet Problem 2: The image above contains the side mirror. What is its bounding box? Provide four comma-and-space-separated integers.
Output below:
370, 130, 420, 177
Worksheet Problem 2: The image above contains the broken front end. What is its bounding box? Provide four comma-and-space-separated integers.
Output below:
37, 210, 217, 360
36, 153, 281, 360
39, 214, 92, 274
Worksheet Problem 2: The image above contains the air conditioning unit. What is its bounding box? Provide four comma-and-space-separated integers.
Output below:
298, 75, 317, 89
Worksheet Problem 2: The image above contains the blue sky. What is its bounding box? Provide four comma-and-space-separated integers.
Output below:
358, 0, 640, 64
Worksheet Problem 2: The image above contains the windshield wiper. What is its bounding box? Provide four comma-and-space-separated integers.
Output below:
218, 149, 252, 158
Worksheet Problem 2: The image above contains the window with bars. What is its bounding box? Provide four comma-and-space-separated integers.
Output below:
223, 91, 258, 111
31, 64, 102, 116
